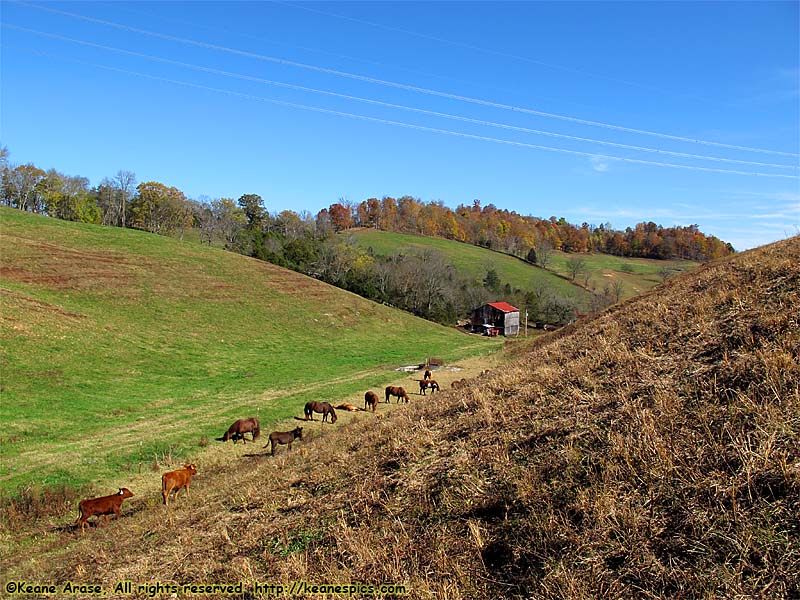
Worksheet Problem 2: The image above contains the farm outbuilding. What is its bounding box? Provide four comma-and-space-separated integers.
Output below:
470, 302, 520, 336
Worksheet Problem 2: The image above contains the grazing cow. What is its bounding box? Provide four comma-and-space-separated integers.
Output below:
364, 390, 379, 413
423, 369, 432, 381
162, 464, 197, 506
266, 427, 303, 456
222, 417, 260, 443
385, 386, 410, 404
76, 488, 134, 533
419, 379, 440, 395
304, 401, 337, 423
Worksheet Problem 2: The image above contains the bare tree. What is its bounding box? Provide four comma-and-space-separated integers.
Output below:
611, 279, 625, 302
658, 266, 674, 282
535, 239, 554, 269
567, 256, 587, 281
113, 170, 136, 228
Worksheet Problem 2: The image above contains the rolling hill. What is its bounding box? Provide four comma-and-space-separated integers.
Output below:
3, 217, 796, 597
0, 207, 502, 492
345, 228, 694, 303
345, 228, 592, 300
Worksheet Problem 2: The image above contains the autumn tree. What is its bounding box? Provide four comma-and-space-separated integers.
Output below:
5, 164, 46, 212
132, 181, 193, 236
327, 202, 352, 232
237, 194, 266, 230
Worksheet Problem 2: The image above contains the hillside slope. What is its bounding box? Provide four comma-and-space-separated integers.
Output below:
3, 232, 797, 599
347, 228, 695, 302
0, 208, 500, 491
346, 228, 593, 303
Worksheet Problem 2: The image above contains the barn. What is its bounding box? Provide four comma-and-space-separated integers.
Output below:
470, 302, 520, 336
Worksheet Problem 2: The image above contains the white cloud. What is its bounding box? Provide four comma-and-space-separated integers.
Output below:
590, 156, 611, 172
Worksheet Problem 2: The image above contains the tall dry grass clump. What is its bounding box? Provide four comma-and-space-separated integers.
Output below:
3, 237, 798, 599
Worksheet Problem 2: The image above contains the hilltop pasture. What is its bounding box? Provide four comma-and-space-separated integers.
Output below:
346, 228, 694, 303
0, 207, 501, 493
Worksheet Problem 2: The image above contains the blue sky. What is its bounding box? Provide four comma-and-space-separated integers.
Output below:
1, 1, 798, 250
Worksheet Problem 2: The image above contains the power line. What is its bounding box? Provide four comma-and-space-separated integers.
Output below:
15, 1, 799, 159
6, 44, 798, 180
6, 23, 796, 173
273, 0, 720, 106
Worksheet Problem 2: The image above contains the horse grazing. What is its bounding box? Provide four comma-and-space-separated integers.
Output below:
304, 401, 338, 423
222, 417, 260, 443
266, 427, 303, 456
451, 378, 467, 390
364, 390, 379, 412
419, 379, 440, 395
385, 386, 409, 404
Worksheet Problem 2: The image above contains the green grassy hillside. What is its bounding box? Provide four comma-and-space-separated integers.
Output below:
0, 208, 501, 492
346, 228, 592, 302
347, 228, 696, 301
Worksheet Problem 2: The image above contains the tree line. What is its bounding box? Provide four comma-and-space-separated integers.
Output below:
320, 196, 734, 261
0, 148, 730, 326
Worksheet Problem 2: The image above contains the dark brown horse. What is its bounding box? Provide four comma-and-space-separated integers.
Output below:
222, 417, 260, 443
385, 386, 409, 404
364, 390, 379, 412
304, 401, 338, 423
423, 369, 432, 381
266, 427, 303, 456
451, 378, 467, 390
419, 379, 440, 395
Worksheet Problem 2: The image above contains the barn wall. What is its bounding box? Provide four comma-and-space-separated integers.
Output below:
504, 311, 520, 336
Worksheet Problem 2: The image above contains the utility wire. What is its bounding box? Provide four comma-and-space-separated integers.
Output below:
6, 45, 798, 180
6, 23, 796, 173
274, 0, 720, 106
15, 1, 800, 159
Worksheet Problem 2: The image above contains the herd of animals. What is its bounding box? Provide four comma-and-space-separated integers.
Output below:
74, 369, 454, 533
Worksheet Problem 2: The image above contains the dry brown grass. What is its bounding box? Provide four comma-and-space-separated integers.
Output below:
3, 237, 798, 599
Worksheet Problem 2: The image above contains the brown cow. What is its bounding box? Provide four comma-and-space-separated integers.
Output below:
385, 386, 409, 404
76, 488, 134, 533
162, 464, 197, 506
419, 379, 440, 395
364, 390, 379, 412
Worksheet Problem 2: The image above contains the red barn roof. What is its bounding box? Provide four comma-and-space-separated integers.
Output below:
487, 302, 519, 313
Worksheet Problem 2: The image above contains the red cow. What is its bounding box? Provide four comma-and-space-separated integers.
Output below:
76, 488, 135, 533
162, 464, 197, 506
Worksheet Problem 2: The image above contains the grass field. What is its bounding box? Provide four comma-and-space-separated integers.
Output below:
0, 208, 502, 493
547, 248, 698, 297
345, 228, 593, 303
